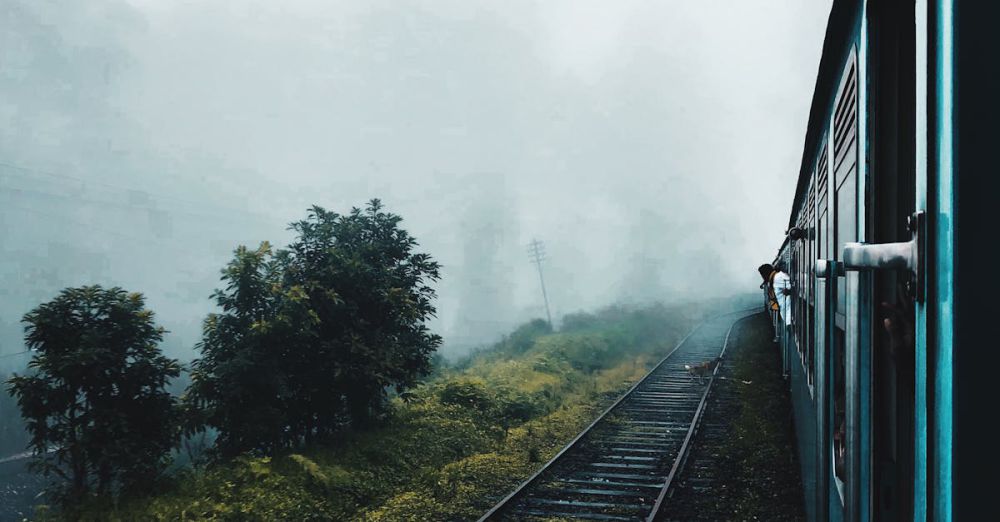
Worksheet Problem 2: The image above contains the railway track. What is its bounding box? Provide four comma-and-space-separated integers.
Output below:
478, 309, 758, 522
657, 345, 745, 522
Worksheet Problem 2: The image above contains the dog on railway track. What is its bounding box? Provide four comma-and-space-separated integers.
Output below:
684, 357, 723, 384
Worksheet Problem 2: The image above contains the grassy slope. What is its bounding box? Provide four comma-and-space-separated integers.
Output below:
63, 304, 704, 522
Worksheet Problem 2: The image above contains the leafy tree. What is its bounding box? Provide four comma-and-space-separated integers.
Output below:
559, 311, 600, 332
187, 200, 442, 456
185, 242, 290, 458
280, 200, 442, 429
502, 319, 552, 354
6, 286, 181, 507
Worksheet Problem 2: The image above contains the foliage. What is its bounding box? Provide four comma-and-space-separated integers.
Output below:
435, 378, 543, 437
436, 378, 493, 411
186, 200, 442, 457
502, 319, 552, 354
6, 286, 181, 508
184, 241, 290, 458
77, 302, 700, 521
0, 373, 31, 456
279, 200, 442, 428
558, 310, 602, 332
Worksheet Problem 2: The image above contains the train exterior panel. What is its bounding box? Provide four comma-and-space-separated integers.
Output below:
763, 0, 993, 520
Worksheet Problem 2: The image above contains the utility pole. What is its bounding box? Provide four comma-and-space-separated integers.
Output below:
527, 239, 553, 328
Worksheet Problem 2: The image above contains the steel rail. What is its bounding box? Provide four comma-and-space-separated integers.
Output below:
644, 311, 757, 521
478, 307, 759, 521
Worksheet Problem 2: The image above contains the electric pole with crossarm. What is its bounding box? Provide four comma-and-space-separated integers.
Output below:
527, 238, 553, 328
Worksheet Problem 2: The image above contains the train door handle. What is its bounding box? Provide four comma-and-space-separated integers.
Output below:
842, 211, 925, 302
815, 259, 844, 279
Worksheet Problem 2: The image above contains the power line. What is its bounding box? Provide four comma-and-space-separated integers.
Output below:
527, 238, 553, 328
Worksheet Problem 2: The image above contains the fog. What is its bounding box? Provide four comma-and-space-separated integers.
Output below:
1, 0, 831, 362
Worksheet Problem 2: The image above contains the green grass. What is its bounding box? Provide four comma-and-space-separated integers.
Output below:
716, 313, 806, 520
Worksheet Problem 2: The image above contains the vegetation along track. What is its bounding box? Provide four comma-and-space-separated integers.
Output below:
479, 309, 759, 522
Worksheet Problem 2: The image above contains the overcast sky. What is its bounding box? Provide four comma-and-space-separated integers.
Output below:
1, 0, 832, 360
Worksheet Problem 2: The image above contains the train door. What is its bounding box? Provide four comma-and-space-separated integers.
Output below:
831, 48, 859, 522
852, 2, 918, 521
840, 7, 921, 521
814, 139, 832, 522
812, 47, 860, 522
819, 3, 961, 521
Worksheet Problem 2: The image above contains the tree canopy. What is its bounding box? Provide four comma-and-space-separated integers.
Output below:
187, 200, 442, 457
6, 286, 181, 506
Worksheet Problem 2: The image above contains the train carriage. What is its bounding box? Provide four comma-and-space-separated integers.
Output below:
768, 1, 994, 521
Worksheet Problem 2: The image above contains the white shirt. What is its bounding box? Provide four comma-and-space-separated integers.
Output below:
772, 271, 792, 326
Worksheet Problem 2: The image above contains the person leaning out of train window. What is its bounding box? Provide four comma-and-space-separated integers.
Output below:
758, 263, 792, 340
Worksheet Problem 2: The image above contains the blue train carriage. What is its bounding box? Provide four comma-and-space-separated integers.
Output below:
768, 1, 993, 521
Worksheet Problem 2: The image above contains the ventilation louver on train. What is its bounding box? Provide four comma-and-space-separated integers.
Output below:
832, 61, 857, 181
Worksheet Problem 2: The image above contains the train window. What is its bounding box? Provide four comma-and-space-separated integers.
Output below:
808, 187, 815, 303
835, 174, 856, 318
794, 241, 801, 352
832, 54, 857, 328
818, 209, 827, 259
805, 317, 812, 383
817, 142, 829, 256
833, 328, 847, 498
805, 185, 815, 387
819, 174, 834, 444
793, 244, 801, 351
799, 239, 806, 347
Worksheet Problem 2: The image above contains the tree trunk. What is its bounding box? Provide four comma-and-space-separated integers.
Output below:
97, 461, 112, 497
67, 403, 88, 509
347, 391, 371, 428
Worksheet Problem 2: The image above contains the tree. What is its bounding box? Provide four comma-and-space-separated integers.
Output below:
6, 286, 181, 507
280, 200, 442, 430
502, 319, 552, 354
187, 200, 442, 456
185, 242, 292, 457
